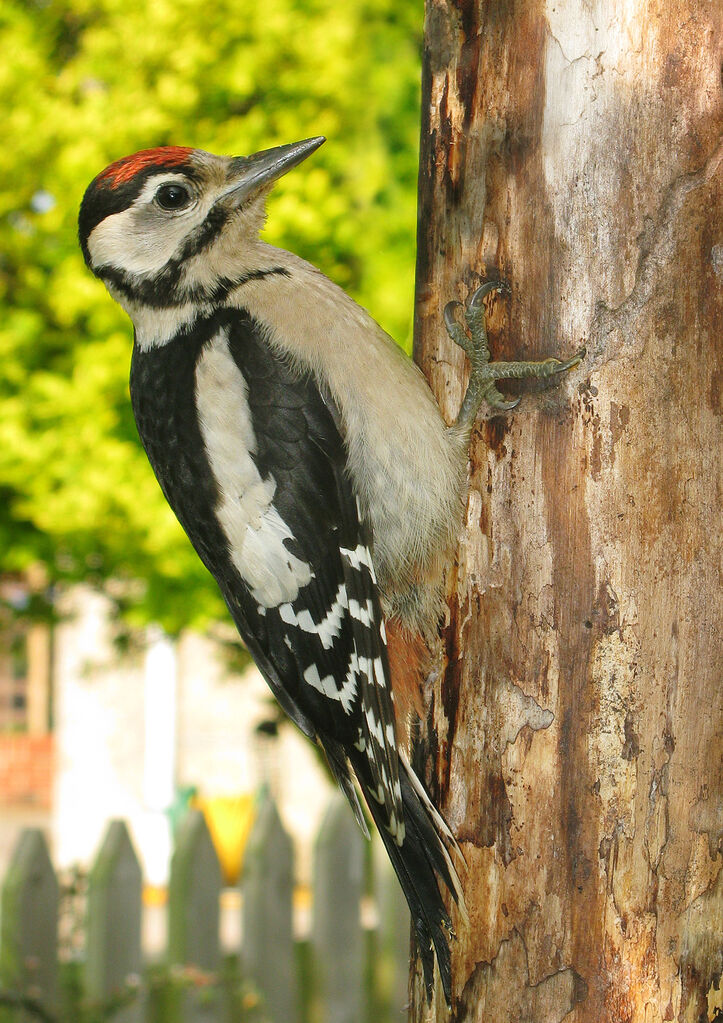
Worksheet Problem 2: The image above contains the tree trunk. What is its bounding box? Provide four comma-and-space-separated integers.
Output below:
410, 3, 722, 1021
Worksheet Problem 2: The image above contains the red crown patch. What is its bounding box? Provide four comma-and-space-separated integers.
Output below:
98, 147, 194, 188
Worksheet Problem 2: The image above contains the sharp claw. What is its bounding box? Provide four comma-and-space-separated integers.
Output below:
468, 279, 510, 309
493, 397, 521, 411
486, 385, 520, 411
555, 348, 586, 373
444, 301, 464, 333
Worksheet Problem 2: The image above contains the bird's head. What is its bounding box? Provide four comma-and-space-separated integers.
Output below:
78, 137, 325, 309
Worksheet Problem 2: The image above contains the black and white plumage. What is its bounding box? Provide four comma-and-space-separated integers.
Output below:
79, 138, 467, 1001
130, 308, 405, 838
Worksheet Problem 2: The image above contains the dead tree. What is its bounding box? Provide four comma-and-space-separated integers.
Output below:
411, 3, 722, 1020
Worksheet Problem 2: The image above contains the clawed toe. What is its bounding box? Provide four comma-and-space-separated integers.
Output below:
443, 301, 464, 333
445, 276, 585, 432
555, 348, 586, 373
467, 279, 510, 309
444, 300, 476, 358
485, 386, 520, 412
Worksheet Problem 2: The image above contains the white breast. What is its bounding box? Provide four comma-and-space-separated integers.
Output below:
194, 328, 313, 607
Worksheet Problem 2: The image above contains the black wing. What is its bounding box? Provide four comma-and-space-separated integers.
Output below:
220, 311, 403, 838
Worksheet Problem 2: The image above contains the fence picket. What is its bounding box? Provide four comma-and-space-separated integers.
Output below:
85, 819, 143, 1023
312, 795, 365, 1023
0, 801, 412, 1023
0, 829, 58, 1015
168, 809, 222, 1022
241, 791, 297, 1023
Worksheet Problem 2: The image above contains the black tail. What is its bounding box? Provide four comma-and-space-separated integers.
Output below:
353, 748, 464, 1004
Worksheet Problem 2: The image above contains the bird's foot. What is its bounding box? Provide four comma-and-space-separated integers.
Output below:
444, 280, 585, 431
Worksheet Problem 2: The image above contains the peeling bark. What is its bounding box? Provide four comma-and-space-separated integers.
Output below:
457, 931, 587, 1023
410, 2, 722, 1021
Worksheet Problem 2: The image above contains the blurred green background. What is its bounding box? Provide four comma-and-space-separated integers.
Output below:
0, 0, 422, 632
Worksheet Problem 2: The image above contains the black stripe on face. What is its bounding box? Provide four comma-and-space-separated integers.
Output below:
99, 264, 291, 308
178, 203, 232, 261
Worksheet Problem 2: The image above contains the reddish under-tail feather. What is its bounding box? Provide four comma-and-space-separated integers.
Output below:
386, 620, 427, 727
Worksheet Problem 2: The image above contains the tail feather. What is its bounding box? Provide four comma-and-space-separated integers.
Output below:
398, 749, 468, 923
324, 739, 371, 840
353, 751, 462, 1004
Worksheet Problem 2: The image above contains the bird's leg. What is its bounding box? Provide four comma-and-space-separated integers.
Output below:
445, 280, 585, 432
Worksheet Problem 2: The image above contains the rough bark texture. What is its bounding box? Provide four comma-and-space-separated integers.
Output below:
410, 3, 722, 1021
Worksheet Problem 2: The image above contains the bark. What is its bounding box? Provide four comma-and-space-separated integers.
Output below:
410, 2, 722, 1021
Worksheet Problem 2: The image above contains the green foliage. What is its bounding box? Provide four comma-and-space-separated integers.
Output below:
0, 959, 269, 1023
0, 0, 421, 631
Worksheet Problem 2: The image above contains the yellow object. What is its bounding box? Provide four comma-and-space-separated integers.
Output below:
142, 884, 168, 907
194, 793, 256, 885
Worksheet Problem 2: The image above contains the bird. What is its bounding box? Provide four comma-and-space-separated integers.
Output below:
78, 136, 583, 1003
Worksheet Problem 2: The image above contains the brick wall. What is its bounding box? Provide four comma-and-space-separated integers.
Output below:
0, 734, 54, 808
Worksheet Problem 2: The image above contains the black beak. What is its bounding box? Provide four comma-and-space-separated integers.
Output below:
219, 137, 326, 206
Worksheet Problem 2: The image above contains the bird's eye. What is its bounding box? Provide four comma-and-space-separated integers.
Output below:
154, 183, 192, 211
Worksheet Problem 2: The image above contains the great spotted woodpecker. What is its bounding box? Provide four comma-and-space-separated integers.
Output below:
79, 137, 582, 1002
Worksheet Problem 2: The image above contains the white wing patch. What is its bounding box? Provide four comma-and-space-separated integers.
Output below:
341, 543, 376, 580
279, 584, 348, 650
195, 329, 312, 606
303, 661, 357, 714
348, 597, 374, 626
301, 648, 387, 718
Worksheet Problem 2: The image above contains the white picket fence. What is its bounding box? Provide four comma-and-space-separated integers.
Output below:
0, 794, 411, 1023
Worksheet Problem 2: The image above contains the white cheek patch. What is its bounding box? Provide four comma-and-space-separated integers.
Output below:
195, 329, 313, 606
87, 206, 174, 276
86, 174, 210, 277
